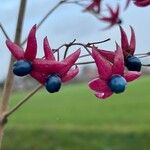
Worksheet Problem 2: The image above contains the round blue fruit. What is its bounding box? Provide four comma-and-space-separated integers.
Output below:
125, 55, 141, 71
108, 75, 127, 94
13, 60, 32, 76
45, 74, 61, 93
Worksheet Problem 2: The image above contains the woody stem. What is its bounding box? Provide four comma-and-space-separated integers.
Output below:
0, 0, 27, 148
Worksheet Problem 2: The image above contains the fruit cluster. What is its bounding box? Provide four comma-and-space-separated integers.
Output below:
6, 24, 142, 99
6, 25, 80, 93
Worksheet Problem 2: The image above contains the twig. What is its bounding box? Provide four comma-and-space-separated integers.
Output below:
75, 61, 95, 65
79, 54, 90, 58
138, 55, 150, 59
57, 50, 60, 61
86, 38, 111, 45
135, 52, 150, 56
142, 64, 150, 67
5, 85, 43, 118
64, 47, 70, 59
63, 39, 76, 59
21, 0, 66, 46
55, 38, 110, 59
0, 24, 10, 40
0, 1, 66, 47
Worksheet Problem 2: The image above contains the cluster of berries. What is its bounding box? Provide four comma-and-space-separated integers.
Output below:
6, 25, 81, 93
6, 25, 142, 100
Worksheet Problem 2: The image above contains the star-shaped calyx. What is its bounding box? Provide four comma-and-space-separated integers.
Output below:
6, 25, 37, 76
100, 5, 121, 29
31, 37, 81, 93
95, 26, 142, 71
88, 44, 141, 99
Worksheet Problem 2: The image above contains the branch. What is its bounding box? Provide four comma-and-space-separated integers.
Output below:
0, 1, 66, 46
135, 52, 150, 56
5, 85, 43, 118
21, 0, 66, 46
0, 24, 10, 40
53, 38, 110, 58
75, 61, 95, 65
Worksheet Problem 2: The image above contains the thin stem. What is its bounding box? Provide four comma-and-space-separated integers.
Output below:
0, 1, 67, 48
0, 24, 10, 40
54, 38, 110, 59
64, 47, 69, 59
53, 44, 66, 52
5, 85, 43, 118
63, 39, 76, 59
75, 61, 95, 65
138, 55, 150, 59
135, 52, 150, 56
57, 50, 60, 61
142, 64, 150, 67
87, 38, 111, 45
79, 54, 90, 58
21, 0, 65, 46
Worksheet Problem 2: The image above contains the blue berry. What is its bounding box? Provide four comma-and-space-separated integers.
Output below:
45, 74, 61, 93
125, 55, 141, 71
108, 75, 127, 94
13, 60, 32, 76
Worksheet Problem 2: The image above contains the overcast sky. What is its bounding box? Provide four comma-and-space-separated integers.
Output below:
0, 0, 150, 81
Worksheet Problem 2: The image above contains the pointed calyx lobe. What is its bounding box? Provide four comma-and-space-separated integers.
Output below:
24, 25, 37, 61
124, 71, 142, 82
43, 37, 55, 60
61, 66, 79, 82
59, 49, 81, 76
112, 44, 124, 75
96, 47, 115, 63
92, 47, 112, 80
6, 40, 24, 60
100, 4, 121, 29
119, 25, 136, 56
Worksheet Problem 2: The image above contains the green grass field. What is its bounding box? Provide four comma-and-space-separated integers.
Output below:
2, 76, 150, 150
